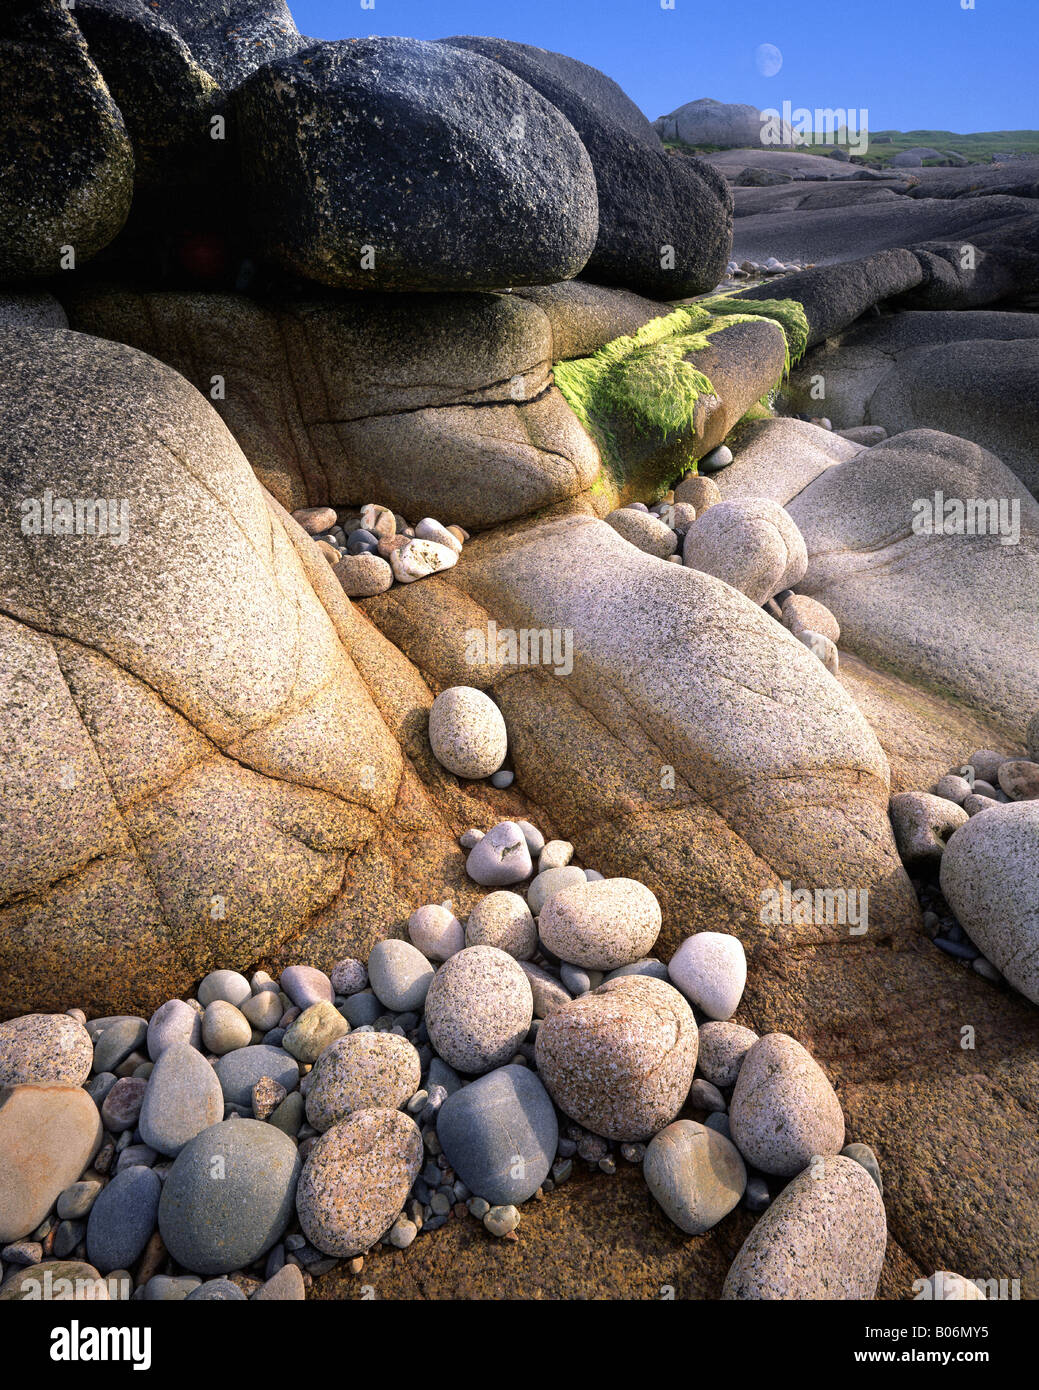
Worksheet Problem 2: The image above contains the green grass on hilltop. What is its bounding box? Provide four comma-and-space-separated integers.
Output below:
663, 129, 1039, 166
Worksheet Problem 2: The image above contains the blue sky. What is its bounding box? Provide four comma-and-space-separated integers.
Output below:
289, 0, 1037, 133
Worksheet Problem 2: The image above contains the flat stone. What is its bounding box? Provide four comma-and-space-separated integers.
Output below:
296, 1108, 423, 1258
537, 878, 662, 970
0, 1014, 93, 1087
729, 1033, 845, 1177
86, 1166, 160, 1275
305, 1033, 421, 1132
722, 1155, 886, 1299
667, 932, 747, 1021
425, 947, 533, 1075
644, 1120, 747, 1234
464, 891, 537, 960
367, 940, 435, 1012
466, 821, 533, 886
0, 1084, 102, 1244
139, 1043, 224, 1157
535, 976, 697, 1141
158, 1121, 301, 1276
214, 1046, 300, 1109
695, 1022, 759, 1088
437, 1064, 558, 1205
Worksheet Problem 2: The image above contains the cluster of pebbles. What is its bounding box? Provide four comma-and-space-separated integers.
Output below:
890, 728, 1039, 1003
721, 256, 811, 282
291, 502, 469, 598
604, 475, 841, 676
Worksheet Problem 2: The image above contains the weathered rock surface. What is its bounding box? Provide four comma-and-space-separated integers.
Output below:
0, 0, 133, 280
235, 37, 598, 290
654, 98, 763, 149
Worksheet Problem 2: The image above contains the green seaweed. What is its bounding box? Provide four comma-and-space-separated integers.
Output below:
553, 295, 808, 485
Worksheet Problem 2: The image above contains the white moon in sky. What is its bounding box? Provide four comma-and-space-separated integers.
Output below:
755, 43, 783, 78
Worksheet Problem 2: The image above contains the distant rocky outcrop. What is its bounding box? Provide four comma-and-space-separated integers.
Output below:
654, 97, 763, 149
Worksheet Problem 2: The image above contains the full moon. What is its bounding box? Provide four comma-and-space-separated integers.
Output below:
754, 43, 783, 78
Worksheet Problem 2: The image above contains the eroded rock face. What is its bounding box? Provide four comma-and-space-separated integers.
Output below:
62, 287, 600, 524
0, 326, 522, 1018
0, 0, 133, 280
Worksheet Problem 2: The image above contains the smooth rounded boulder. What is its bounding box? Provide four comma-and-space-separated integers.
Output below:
644, 1119, 746, 1234
296, 1108, 423, 1258
537, 878, 662, 970
668, 932, 747, 1020
427, 687, 508, 780
86, 1165, 160, 1274
158, 1120, 301, 1276
139, 1042, 224, 1157
729, 1033, 845, 1177
683, 497, 808, 605
436, 1063, 558, 1205
940, 801, 1039, 1004
535, 976, 697, 1141
304, 1033, 422, 1132
722, 1155, 886, 1299
424, 947, 533, 1074
234, 36, 598, 290
464, 891, 537, 960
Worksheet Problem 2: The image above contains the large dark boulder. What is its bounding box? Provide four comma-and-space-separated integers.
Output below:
233, 37, 598, 291
0, 0, 133, 281
158, 0, 306, 88
440, 36, 732, 298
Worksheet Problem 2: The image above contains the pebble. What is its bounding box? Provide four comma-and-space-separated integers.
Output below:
388, 1217, 419, 1249
414, 517, 463, 553
465, 821, 533, 886
922, 1271, 987, 1300
425, 946, 533, 1074
668, 932, 747, 1020
0, 1014, 93, 1087
744, 1175, 771, 1212
644, 1120, 747, 1234
159, 1120, 301, 1276
603, 958, 670, 983
933, 773, 973, 805
100, 1077, 147, 1133
0, 1260, 110, 1303
697, 444, 733, 474
459, 828, 484, 850
729, 1033, 845, 1177
197, 970, 251, 1009
704, 1111, 732, 1139
368, 939, 436, 1012
146, 999, 202, 1060
241, 991, 284, 1031
0, 1084, 102, 1244
268, 1091, 305, 1138
538, 878, 662, 970
688, 1078, 726, 1113
252, 1076, 287, 1120
391, 537, 459, 583
292, 506, 338, 535
115, 1144, 156, 1172
347, 527, 379, 555
53, 1220, 84, 1259
278, 966, 332, 1010
490, 770, 514, 788
334, 551, 393, 596
797, 628, 839, 675
722, 1155, 885, 1299
483, 1204, 520, 1237
92, 1018, 148, 1075
330, 959, 368, 996
972, 957, 1003, 984
538, 840, 574, 872
427, 1057, 463, 1096
437, 1063, 558, 1205
535, 976, 697, 1141
139, 1042, 224, 1157
2, 1239, 42, 1267
560, 962, 602, 996
342, 991, 383, 1027
516, 962, 572, 1018
305, 1033, 421, 1132
889, 791, 968, 865
202, 1000, 252, 1055
296, 1108, 423, 1258
997, 759, 1039, 801
517, 821, 545, 856
186, 1278, 247, 1301
214, 1045, 300, 1109
57, 1182, 102, 1222
465, 890, 537, 960
408, 903, 465, 961
841, 1141, 883, 1195
695, 1021, 759, 1088
86, 1166, 160, 1275
282, 1000, 351, 1064
674, 474, 722, 512
253, 1263, 307, 1300
527, 864, 588, 916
